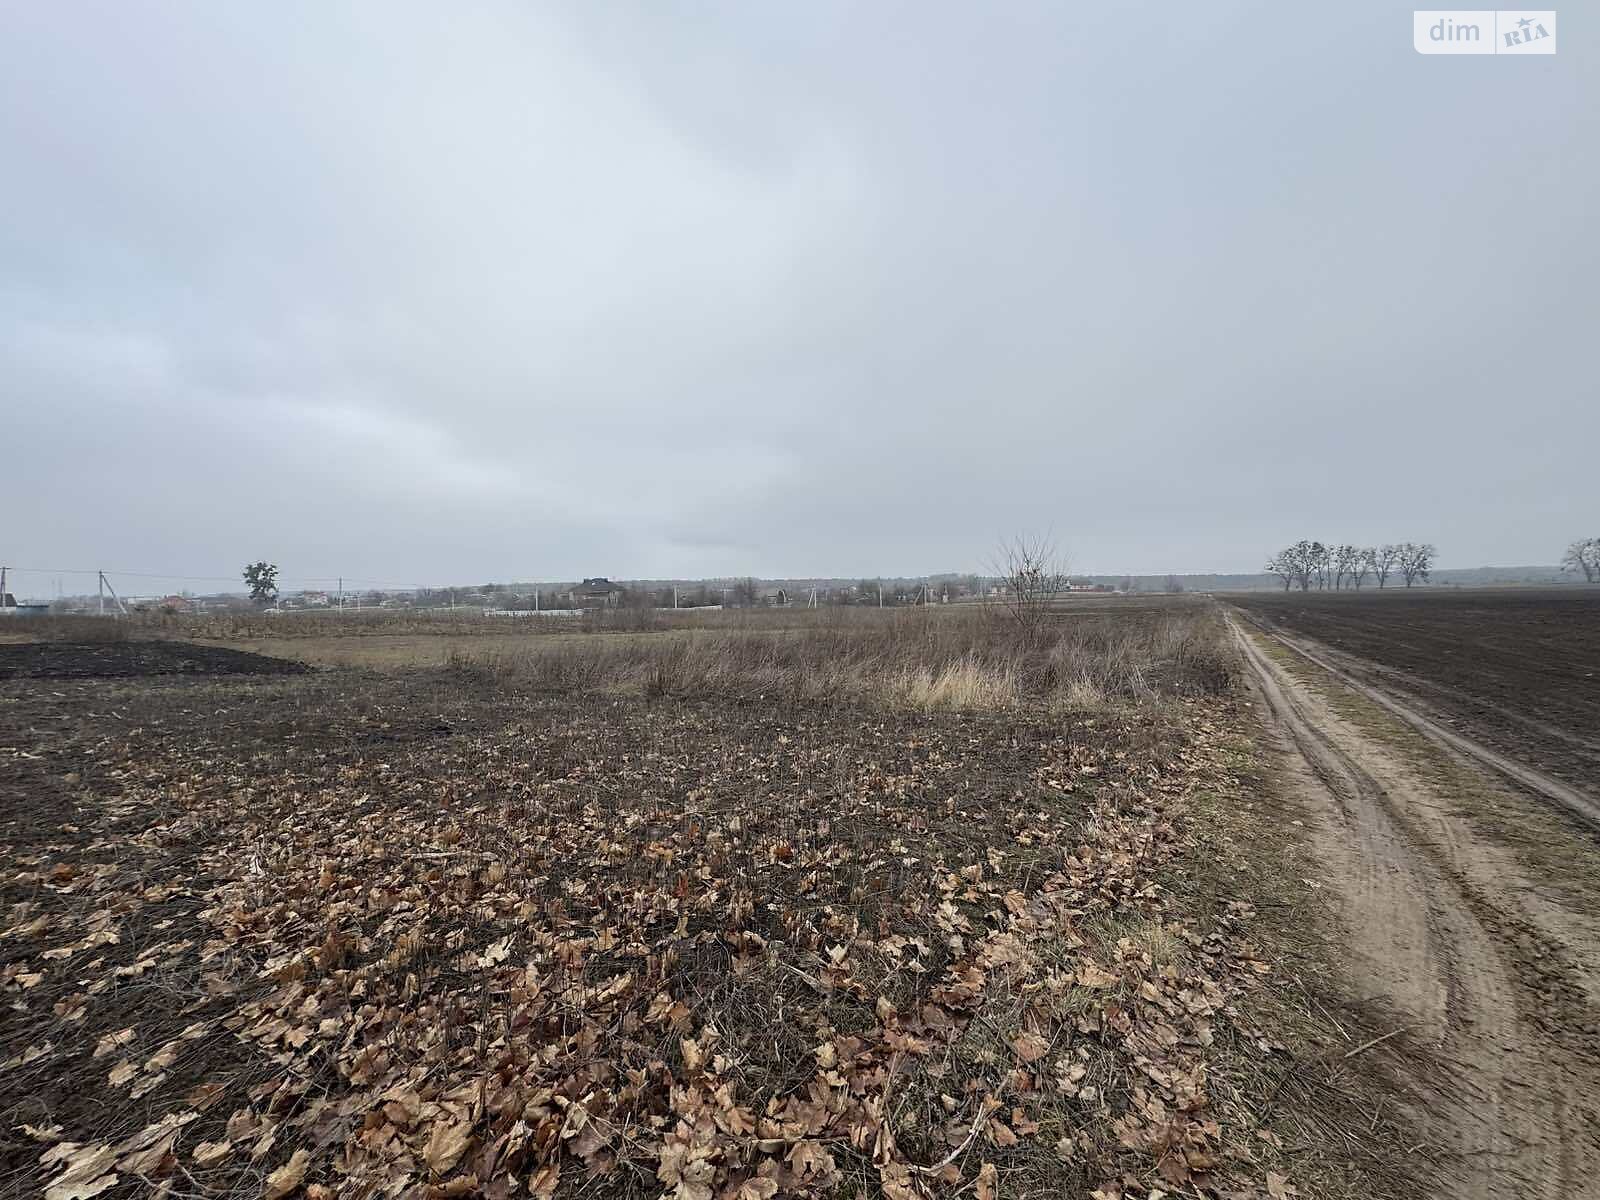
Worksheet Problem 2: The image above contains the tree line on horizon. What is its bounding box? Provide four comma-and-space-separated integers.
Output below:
1264, 542, 1436, 591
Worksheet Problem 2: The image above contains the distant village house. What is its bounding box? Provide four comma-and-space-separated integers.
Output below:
567, 577, 626, 608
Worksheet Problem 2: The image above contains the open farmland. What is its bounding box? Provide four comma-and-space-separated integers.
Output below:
1230, 588, 1600, 795
0, 607, 1405, 1200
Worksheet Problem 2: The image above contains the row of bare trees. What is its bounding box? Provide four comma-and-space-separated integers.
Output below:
1264, 541, 1436, 591
1564, 538, 1600, 582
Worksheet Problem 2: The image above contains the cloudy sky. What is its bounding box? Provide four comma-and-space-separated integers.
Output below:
3, 2, 1593, 596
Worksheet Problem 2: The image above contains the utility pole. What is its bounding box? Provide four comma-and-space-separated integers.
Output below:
98, 571, 127, 617
338, 576, 344, 613
98, 570, 104, 616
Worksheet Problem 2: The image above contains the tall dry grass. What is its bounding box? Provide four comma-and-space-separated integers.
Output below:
4, 615, 130, 642
137, 602, 788, 639
444, 604, 1234, 710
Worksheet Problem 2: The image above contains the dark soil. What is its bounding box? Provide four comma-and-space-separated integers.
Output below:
0, 640, 307, 680
1231, 587, 1600, 793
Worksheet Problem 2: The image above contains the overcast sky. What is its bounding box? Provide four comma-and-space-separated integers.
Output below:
3, 2, 1594, 596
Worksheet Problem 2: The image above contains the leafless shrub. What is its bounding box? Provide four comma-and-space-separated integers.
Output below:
989, 535, 1070, 636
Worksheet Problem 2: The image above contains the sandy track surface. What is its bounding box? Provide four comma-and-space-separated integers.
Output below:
1229, 616, 1600, 1199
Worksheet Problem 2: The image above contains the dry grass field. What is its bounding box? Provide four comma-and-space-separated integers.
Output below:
2, 604, 1406, 1200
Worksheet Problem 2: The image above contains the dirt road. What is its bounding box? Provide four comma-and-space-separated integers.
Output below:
1229, 615, 1600, 1199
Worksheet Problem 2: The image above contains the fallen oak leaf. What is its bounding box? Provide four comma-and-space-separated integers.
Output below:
786, 1140, 835, 1180
1010, 1032, 1049, 1064
193, 1141, 232, 1167
117, 1136, 178, 1179
529, 1162, 560, 1199
7, 1041, 53, 1068
986, 1117, 1018, 1148
250, 1126, 279, 1163
113, 1112, 197, 1177
41, 1142, 118, 1200
144, 1040, 181, 1072
129, 1072, 166, 1100
263, 1148, 311, 1200
423, 1119, 473, 1175
1076, 962, 1119, 989
93, 1029, 135, 1058
186, 1082, 227, 1111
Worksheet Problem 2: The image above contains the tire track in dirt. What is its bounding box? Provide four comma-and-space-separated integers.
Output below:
1227, 615, 1600, 1199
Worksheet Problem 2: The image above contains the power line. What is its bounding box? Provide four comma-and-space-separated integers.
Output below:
2, 566, 468, 590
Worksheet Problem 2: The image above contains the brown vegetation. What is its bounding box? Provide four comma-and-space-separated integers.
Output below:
1, 605, 1390, 1200
442, 606, 1236, 711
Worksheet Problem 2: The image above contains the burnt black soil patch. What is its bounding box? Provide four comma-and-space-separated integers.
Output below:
0, 640, 307, 680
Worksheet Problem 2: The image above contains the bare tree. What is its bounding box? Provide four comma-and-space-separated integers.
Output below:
1264, 552, 1294, 591
991, 535, 1069, 634
1333, 544, 1361, 590
1397, 543, 1436, 588
1300, 541, 1324, 592
1562, 538, 1600, 583
1266, 541, 1326, 592
1312, 542, 1331, 590
1367, 544, 1400, 588
1348, 551, 1371, 589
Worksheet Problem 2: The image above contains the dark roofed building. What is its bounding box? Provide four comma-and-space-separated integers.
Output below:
567, 577, 626, 608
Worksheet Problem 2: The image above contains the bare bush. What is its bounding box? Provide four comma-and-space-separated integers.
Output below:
990, 535, 1069, 635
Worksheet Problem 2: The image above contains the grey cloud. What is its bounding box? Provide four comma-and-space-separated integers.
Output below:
2, 1, 1594, 598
